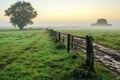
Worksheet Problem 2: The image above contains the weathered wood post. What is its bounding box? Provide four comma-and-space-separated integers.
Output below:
53, 30, 55, 37
50, 29, 53, 36
86, 35, 94, 72
54, 31, 57, 39
54, 31, 56, 36
71, 36, 74, 48
51, 29, 53, 35
62, 37, 65, 42
67, 34, 70, 52
52, 30, 54, 36
58, 32, 61, 42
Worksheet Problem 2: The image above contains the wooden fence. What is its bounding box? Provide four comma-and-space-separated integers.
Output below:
47, 29, 94, 72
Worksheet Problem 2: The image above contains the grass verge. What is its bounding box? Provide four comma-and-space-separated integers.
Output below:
0, 30, 116, 80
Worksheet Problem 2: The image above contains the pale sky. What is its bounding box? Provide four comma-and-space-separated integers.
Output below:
0, 0, 120, 27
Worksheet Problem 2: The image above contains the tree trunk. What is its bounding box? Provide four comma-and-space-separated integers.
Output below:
17, 23, 23, 30
18, 25, 24, 30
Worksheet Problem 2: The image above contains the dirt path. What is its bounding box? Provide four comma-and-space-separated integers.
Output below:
74, 38, 120, 80
93, 44, 120, 80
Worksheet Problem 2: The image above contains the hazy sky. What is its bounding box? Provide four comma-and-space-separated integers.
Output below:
0, 0, 120, 26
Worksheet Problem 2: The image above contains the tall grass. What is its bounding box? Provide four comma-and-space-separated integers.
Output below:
0, 30, 116, 80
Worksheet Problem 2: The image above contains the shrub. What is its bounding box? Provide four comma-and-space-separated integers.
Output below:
56, 42, 66, 49
72, 63, 96, 80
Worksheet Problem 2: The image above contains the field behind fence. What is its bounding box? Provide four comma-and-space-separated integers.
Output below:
47, 29, 94, 72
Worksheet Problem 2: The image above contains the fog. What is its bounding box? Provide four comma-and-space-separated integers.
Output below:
50, 26, 120, 31
0, 22, 120, 31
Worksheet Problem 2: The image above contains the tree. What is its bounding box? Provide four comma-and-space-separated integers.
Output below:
91, 18, 112, 26
5, 1, 37, 30
97, 18, 108, 24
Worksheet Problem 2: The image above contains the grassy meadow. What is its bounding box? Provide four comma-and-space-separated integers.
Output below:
0, 29, 116, 80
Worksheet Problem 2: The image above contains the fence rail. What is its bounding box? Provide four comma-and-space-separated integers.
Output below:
47, 28, 94, 72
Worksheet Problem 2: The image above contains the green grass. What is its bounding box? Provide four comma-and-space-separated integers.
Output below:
0, 29, 116, 80
57, 29, 120, 51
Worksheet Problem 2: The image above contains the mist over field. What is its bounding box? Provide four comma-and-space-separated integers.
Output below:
0, 26, 120, 32
51, 26, 120, 29
0, 0, 120, 79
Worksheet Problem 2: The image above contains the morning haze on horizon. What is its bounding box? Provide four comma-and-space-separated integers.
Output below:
0, 0, 120, 27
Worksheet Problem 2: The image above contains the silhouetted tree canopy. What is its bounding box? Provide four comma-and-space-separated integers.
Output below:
97, 19, 108, 24
5, 1, 37, 30
91, 18, 112, 26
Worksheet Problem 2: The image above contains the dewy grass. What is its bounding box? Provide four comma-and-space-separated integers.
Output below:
0, 30, 116, 80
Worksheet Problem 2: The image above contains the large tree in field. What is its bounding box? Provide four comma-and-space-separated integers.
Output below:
5, 1, 37, 30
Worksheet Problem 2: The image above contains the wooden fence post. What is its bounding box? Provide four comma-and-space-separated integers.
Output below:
67, 34, 70, 52
62, 38, 65, 42
54, 31, 57, 38
51, 29, 53, 35
86, 35, 94, 71
58, 32, 61, 42
71, 36, 74, 48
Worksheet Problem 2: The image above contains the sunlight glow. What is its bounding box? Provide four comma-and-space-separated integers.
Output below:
0, 0, 120, 26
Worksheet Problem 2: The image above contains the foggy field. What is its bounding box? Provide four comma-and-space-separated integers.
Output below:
0, 0, 120, 79
55, 26, 120, 51
0, 29, 116, 80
